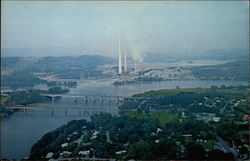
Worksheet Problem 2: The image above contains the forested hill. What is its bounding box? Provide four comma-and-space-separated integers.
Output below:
144, 49, 248, 62
2, 55, 114, 89
2, 55, 114, 74
23, 55, 113, 73
190, 59, 249, 80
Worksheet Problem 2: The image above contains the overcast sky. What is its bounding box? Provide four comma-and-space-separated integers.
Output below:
1, 1, 249, 58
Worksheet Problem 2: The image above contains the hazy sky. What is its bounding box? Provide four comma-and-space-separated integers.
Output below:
1, 1, 249, 58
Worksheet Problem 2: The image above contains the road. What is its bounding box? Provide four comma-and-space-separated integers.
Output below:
215, 135, 240, 161
206, 118, 240, 161
220, 102, 229, 113
106, 130, 112, 144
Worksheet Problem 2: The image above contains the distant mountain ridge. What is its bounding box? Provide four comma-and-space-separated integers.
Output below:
145, 49, 248, 62
197, 49, 248, 60
1, 47, 102, 57
2, 55, 115, 74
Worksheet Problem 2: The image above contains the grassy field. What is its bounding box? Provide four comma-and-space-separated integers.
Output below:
125, 111, 178, 124
133, 88, 247, 98
151, 112, 178, 124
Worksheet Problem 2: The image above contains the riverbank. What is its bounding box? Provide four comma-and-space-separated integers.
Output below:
1, 104, 37, 118
0, 87, 71, 117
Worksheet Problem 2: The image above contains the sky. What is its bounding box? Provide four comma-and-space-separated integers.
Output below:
1, 1, 249, 59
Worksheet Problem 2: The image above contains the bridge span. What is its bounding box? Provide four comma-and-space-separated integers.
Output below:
9, 105, 131, 116
42, 94, 149, 103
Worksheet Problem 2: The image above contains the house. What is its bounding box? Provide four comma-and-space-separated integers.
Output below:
61, 143, 68, 148
181, 112, 186, 118
93, 131, 99, 136
90, 131, 99, 140
196, 139, 204, 143
91, 134, 98, 140
46, 152, 53, 159
234, 102, 239, 107
216, 100, 221, 103
182, 134, 192, 138
157, 128, 162, 133
115, 150, 127, 155
212, 117, 221, 122
155, 139, 160, 143
79, 150, 90, 156
60, 151, 72, 157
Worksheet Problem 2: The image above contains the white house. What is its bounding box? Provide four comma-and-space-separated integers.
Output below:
79, 150, 90, 156
115, 150, 127, 155
61, 142, 69, 148
46, 152, 53, 159
157, 128, 162, 133
213, 117, 221, 122
90, 131, 99, 140
60, 151, 72, 157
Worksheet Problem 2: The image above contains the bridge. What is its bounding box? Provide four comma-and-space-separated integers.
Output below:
9, 95, 152, 116
9, 105, 134, 116
41, 94, 149, 103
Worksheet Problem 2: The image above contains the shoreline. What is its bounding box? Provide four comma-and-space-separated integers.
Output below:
1, 104, 38, 118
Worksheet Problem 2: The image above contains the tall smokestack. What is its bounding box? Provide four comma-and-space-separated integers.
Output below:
124, 46, 127, 72
118, 33, 122, 74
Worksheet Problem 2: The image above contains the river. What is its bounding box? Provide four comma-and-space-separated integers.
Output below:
0, 79, 247, 159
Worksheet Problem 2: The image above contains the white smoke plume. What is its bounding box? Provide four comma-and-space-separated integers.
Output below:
120, 29, 145, 63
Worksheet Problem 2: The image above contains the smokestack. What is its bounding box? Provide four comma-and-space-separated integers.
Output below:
118, 33, 122, 74
124, 46, 127, 72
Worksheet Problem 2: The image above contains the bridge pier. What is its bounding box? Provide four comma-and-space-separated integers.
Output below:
24, 109, 27, 115
79, 109, 81, 116
51, 96, 56, 102
65, 108, 68, 117
85, 96, 88, 104
51, 108, 54, 117
93, 96, 96, 104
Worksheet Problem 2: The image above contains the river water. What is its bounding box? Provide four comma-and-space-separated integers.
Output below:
0, 79, 247, 159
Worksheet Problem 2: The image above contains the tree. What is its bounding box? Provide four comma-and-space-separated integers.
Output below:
207, 149, 234, 160
128, 141, 156, 160
157, 138, 179, 159
185, 142, 206, 160
128, 133, 140, 144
